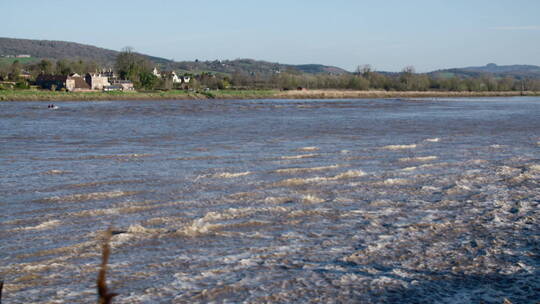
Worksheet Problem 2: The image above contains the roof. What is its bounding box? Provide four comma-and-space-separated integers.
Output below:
36, 74, 68, 82
71, 76, 90, 89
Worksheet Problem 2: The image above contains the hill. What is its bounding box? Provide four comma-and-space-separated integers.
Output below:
173, 59, 349, 76
0, 37, 349, 75
431, 63, 540, 79
0, 37, 171, 66
3, 37, 539, 79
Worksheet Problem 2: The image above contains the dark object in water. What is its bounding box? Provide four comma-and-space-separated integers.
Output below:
111, 230, 127, 235
97, 229, 118, 304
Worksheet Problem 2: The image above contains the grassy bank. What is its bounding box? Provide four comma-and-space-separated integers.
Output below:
0, 89, 538, 102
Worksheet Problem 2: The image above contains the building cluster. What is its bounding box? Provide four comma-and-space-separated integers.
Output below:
152, 68, 191, 86
35, 70, 134, 92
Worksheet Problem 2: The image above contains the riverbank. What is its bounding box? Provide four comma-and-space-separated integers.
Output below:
0, 89, 538, 101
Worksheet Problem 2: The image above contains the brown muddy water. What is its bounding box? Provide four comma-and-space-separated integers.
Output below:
1, 97, 539, 303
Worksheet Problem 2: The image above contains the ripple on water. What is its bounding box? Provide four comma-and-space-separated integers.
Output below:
38, 190, 138, 203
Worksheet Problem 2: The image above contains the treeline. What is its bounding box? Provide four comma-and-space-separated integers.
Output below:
224, 66, 540, 91
0, 59, 99, 79
2, 53, 540, 92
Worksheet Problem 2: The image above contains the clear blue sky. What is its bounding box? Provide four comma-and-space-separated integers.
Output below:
1, 0, 539, 72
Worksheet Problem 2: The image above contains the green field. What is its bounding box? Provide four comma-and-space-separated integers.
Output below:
1, 88, 538, 102
0, 89, 277, 101
0, 57, 39, 66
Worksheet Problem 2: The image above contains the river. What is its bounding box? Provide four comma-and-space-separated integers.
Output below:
1, 97, 539, 303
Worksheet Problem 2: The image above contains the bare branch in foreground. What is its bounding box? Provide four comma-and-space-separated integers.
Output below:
97, 229, 118, 304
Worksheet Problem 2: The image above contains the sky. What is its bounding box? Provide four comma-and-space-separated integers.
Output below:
1, 0, 539, 72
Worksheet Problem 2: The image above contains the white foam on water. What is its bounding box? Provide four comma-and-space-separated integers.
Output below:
421, 185, 441, 192
19, 219, 61, 231
41, 169, 69, 175
111, 224, 168, 245
126, 224, 165, 234
382, 144, 417, 150
275, 169, 366, 187
382, 178, 410, 185
296, 146, 320, 152
280, 154, 319, 160
528, 164, 540, 172
399, 156, 438, 162
301, 194, 325, 204
401, 166, 417, 172
496, 166, 521, 177
77, 153, 154, 161
510, 171, 537, 183
424, 138, 441, 143
70, 207, 120, 217
333, 170, 366, 179
211, 171, 251, 178
264, 196, 294, 204
176, 206, 290, 237
274, 165, 340, 174
177, 218, 223, 236
42, 190, 137, 203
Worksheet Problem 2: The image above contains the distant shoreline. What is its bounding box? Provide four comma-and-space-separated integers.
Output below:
1, 89, 539, 102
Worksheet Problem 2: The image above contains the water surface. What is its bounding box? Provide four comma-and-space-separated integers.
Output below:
1, 97, 539, 303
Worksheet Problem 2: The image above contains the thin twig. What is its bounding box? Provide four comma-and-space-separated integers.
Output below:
97, 229, 118, 304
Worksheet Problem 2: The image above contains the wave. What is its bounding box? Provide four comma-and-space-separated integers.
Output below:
280, 154, 319, 160
70, 203, 154, 218
78, 153, 154, 160
211, 171, 251, 178
424, 138, 441, 143
382, 144, 417, 150
275, 169, 366, 187
382, 178, 410, 185
176, 206, 290, 236
41, 170, 69, 175
19, 219, 61, 231
40, 190, 137, 203
264, 196, 295, 204
399, 156, 438, 162
401, 166, 418, 172
274, 165, 340, 174
296, 146, 320, 152
301, 194, 325, 204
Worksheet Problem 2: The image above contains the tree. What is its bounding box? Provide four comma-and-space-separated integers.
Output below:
56, 60, 73, 76
38, 59, 54, 74
399, 66, 417, 90
356, 64, 373, 79
115, 47, 154, 89
8, 60, 21, 81
138, 72, 159, 90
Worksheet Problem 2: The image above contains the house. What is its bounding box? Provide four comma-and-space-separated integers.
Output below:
152, 67, 161, 78
18, 71, 33, 79
110, 80, 134, 91
161, 71, 180, 83
103, 84, 123, 91
36, 74, 91, 91
85, 73, 110, 90
152, 67, 190, 84
101, 69, 117, 82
